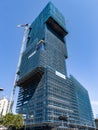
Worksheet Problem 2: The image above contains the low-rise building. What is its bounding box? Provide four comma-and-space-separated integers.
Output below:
0, 97, 10, 116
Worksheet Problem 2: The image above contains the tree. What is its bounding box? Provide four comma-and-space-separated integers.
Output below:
3, 113, 24, 129
14, 114, 24, 129
3, 113, 15, 127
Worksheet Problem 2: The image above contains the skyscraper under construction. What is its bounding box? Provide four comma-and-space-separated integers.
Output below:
16, 2, 95, 130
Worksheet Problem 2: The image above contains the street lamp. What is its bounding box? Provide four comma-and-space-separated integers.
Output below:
0, 88, 3, 91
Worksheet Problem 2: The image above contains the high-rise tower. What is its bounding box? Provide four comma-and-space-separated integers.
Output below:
16, 2, 95, 130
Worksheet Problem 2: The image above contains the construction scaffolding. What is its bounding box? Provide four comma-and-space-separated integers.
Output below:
15, 2, 95, 130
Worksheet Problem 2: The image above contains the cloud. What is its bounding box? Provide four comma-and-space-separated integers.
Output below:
91, 101, 98, 106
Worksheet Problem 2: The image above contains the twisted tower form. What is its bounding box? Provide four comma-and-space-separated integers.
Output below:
16, 2, 95, 130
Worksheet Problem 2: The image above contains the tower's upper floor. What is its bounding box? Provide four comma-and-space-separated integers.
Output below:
26, 2, 68, 47
17, 2, 68, 84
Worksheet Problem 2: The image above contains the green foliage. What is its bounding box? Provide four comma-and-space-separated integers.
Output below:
3, 113, 24, 129
3, 113, 15, 127
0, 116, 4, 125
13, 114, 24, 129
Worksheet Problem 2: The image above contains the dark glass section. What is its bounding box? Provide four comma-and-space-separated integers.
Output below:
46, 17, 68, 42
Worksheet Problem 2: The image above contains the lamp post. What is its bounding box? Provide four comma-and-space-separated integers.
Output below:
0, 88, 3, 91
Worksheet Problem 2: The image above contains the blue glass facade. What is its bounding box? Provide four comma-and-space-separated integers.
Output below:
16, 2, 95, 130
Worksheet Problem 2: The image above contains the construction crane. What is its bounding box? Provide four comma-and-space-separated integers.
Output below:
8, 23, 30, 113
